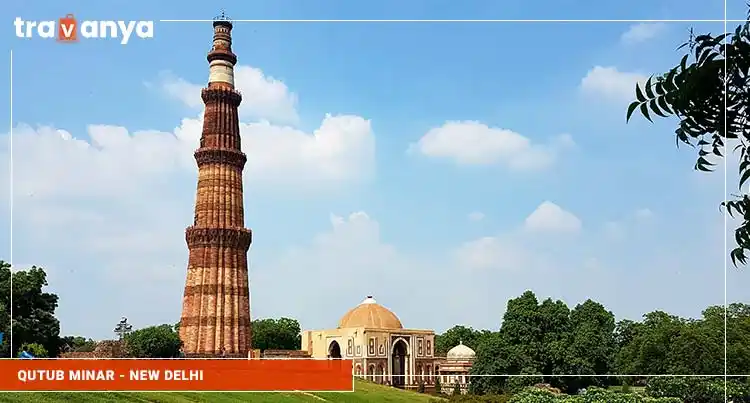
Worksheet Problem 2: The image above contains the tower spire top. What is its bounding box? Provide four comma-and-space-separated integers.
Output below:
213, 9, 233, 28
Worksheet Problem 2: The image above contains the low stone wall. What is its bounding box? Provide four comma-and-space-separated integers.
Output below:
262, 349, 312, 359
59, 340, 127, 358
60, 344, 310, 360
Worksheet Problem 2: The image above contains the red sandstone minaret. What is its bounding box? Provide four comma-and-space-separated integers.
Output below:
179, 15, 252, 357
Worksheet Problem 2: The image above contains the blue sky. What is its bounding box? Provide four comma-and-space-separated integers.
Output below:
0, 0, 748, 340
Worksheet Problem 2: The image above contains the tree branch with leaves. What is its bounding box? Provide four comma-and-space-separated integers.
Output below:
627, 14, 750, 265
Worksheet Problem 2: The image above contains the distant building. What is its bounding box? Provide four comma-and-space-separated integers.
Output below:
435, 341, 475, 394
301, 296, 437, 389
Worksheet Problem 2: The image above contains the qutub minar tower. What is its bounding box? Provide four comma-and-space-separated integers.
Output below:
179, 16, 253, 357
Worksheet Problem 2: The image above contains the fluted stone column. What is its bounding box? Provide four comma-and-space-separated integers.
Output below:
179, 18, 252, 357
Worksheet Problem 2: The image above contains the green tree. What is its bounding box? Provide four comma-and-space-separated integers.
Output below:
19, 342, 48, 358
625, 10, 750, 265
251, 317, 302, 351
59, 336, 97, 353
124, 324, 182, 358
724, 303, 750, 374
469, 331, 507, 395
470, 291, 570, 393
0, 262, 61, 357
615, 311, 684, 375
435, 325, 490, 356
537, 298, 572, 385
566, 300, 616, 390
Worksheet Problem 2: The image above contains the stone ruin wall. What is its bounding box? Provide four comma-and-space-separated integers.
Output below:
59, 340, 128, 358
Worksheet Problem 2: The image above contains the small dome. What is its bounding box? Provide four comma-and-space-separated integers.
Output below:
447, 341, 476, 360
338, 296, 403, 329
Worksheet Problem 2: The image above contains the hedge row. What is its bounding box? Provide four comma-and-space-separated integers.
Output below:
646, 377, 750, 403
507, 387, 682, 403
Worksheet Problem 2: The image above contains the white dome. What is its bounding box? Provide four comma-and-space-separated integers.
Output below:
446, 341, 475, 360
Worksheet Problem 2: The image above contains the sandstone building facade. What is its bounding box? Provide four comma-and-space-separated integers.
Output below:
301, 296, 437, 389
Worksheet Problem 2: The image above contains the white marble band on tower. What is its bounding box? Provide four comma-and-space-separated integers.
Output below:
209, 59, 235, 86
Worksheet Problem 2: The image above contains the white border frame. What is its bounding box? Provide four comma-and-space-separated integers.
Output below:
5, 7, 737, 397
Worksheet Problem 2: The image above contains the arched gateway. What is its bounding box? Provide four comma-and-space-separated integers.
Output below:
300, 296, 438, 390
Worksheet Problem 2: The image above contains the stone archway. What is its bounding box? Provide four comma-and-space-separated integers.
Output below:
328, 341, 342, 358
391, 339, 408, 388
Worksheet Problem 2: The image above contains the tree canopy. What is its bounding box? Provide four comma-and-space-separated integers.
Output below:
626, 12, 750, 265
59, 335, 97, 353
0, 261, 61, 357
124, 324, 183, 358
434, 325, 492, 356
467, 291, 616, 394
462, 290, 750, 396
251, 317, 302, 351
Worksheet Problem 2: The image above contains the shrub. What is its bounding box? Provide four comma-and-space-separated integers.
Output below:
508, 386, 682, 403
432, 393, 511, 402
505, 376, 544, 394
18, 343, 48, 358
124, 324, 182, 358
646, 376, 750, 403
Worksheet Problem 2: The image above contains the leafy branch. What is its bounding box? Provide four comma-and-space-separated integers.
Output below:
626, 15, 750, 266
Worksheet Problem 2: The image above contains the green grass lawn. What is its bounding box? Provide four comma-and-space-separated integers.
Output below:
0, 379, 441, 403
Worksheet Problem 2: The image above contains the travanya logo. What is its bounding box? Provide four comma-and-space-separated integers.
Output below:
14, 15, 153, 45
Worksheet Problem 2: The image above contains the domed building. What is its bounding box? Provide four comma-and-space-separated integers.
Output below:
301, 296, 437, 389
435, 341, 475, 394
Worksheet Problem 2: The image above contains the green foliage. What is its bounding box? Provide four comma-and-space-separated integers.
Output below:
59, 336, 97, 353
454, 382, 463, 395
436, 325, 493, 356
625, 11, 750, 265
124, 324, 182, 358
509, 386, 681, 403
18, 342, 48, 358
646, 376, 750, 403
440, 393, 512, 402
505, 377, 544, 394
418, 380, 426, 393
435, 374, 443, 395
614, 304, 750, 376
470, 291, 616, 394
251, 317, 302, 351
0, 261, 62, 357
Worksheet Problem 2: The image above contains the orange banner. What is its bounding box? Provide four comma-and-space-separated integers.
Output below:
0, 359, 353, 391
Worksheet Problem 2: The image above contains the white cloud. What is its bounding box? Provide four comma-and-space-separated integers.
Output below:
252, 211, 490, 330
154, 65, 299, 124
452, 236, 529, 271
524, 201, 582, 234
621, 23, 666, 45
604, 208, 655, 240
8, 73, 374, 201
468, 211, 485, 222
604, 221, 625, 240
580, 66, 647, 103
634, 208, 655, 220
411, 121, 574, 170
